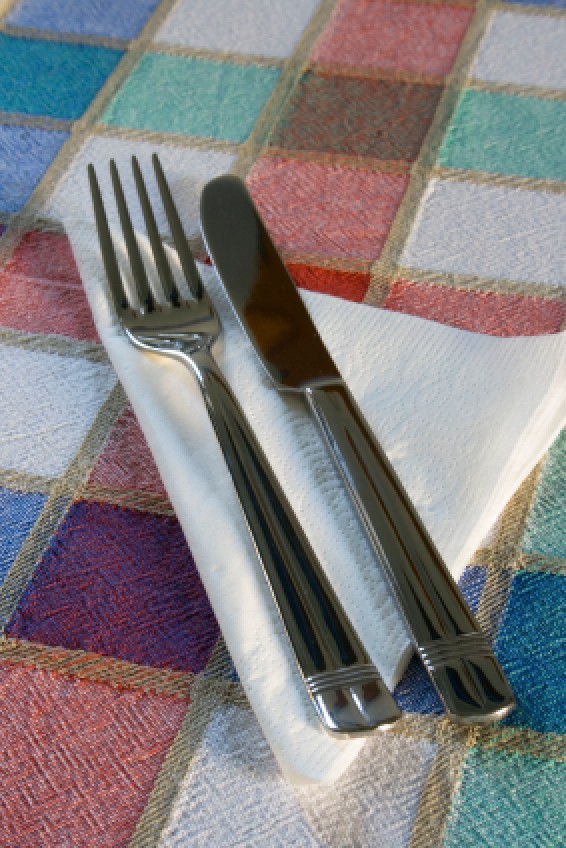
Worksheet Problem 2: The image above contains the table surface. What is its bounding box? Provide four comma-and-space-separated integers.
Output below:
0, 0, 565, 845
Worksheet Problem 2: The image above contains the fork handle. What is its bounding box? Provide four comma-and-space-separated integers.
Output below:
305, 381, 515, 724
182, 346, 400, 735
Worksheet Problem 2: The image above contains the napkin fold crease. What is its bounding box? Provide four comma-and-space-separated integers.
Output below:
66, 216, 566, 785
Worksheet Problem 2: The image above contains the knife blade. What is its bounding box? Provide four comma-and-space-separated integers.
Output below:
200, 174, 515, 725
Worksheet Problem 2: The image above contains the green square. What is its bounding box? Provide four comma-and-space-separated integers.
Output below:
439, 89, 566, 182
102, 53, 280, 142
443, 747, 566, 847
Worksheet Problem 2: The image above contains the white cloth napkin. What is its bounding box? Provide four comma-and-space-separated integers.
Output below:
66, 216, 566, 784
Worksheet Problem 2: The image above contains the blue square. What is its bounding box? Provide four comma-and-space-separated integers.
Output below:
0, 125, 69, 213
496, 570, 566, 734
395, 566, 487, 714
505, 0, 566, 6
0, 35, 123, 121
0, 488, 47, 585
7, 0, 160, 40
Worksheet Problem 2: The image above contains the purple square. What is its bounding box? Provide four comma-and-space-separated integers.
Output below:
7, 0, 160, 40
6, 500, 219, 673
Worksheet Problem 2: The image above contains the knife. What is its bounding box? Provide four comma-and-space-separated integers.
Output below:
200, 174, 515, 725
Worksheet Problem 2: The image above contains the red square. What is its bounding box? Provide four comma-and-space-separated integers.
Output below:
384, 281, 566, 336
0, 661, 188, 846
0, 231, 98, 341
247, 157, 408, 262
312, 0, 474, 78
288, 262, 370, 302
88, 405, 169, 502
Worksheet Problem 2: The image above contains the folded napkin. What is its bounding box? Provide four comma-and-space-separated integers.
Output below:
65, 212, 566, 785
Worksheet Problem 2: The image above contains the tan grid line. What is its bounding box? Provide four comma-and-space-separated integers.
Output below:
231, 0, 339, 178
282, 251, 373, 274
310, 61, 446, 85
0, 112, 73, 132
0, 0, 20, 23
468, 78, 566, 102
0, 22, 129, 49
406, 719, 480, 848
78, 484, 175, 516
144, 41, 284, 69
390, 265, 566, 303
475, 724, 566, 763
129, 675, 247, 848
0, 490, 72, 629
430, 165, 566, 196
0, 469, 56, 496
265, 145, 412, 174
511, 552, 566, 576
392, 710, 566, 765
472, 546, 566, 576
90, 121, 240, 155
0, 327, 108, 360
475, 463, 544, 638
492, 0, 566, 17
0, 637, 193, 698
0, 382, 127, 631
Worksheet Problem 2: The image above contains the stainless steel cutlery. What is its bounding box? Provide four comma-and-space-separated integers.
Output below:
200, 174, 515, 725
88, 154, 401, 736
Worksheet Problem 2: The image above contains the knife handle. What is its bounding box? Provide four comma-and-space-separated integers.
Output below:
305, 380, 515, 724
186, 347, 400, 735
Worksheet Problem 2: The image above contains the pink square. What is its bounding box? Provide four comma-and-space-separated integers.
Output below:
247, 157, 408, 261
0, 661, 188, 846
89, 405, 169, 501
384, 281, 566, 336
0, 231, 98, 341
311, 0, 474, 78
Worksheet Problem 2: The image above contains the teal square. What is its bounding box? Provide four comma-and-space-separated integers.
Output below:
522, 429, 566, 559
439, 89, 566, 182
496, 570, 566, 734
444, 747, 566, 847
0, 34, 123, 121
102, 53, 281, 142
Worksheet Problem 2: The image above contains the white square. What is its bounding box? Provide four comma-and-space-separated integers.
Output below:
43, 135, 236, 241
0, 345, 116, 478
298, 732, 437, 846
158, 706, 322, 847
402, 179, 566, 288
472, 13, 566, 91
158, 703, 437, 848
155, 0, 321, 59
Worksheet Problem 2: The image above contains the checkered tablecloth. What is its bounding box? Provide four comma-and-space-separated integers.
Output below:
0, 0, 565, 845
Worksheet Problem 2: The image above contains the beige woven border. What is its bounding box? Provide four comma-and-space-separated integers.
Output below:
0, 637, 193, 697
0, 382, 127, 630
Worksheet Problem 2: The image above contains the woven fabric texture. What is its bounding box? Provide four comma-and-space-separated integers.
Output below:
0, 0, 564, 844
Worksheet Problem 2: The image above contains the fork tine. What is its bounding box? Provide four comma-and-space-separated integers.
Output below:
88, 163, 129, 312
109, 160, 154, 312
152, 153, 203, 299
131, 155, 180, 307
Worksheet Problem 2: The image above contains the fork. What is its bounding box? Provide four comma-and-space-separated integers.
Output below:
88, 154, 401, 736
